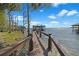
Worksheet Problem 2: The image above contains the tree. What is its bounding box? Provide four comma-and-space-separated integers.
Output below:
23, 10, 26, 33
0, 3, 22, 32
15, 16, 19, 31
7, 3, 22, 33
0, 10, 6, 32
0, 4, 9, 32
26, 3, 41, 36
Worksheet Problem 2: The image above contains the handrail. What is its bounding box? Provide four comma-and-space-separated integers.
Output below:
51, 37, 65, 56
34, 31, 45, 51
51, 37, 70, 55
41, 31, 49, 36
41, 31, 69, 56
0, 36, 32, 56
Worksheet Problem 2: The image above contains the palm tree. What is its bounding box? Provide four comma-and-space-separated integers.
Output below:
26, 3, 41, 36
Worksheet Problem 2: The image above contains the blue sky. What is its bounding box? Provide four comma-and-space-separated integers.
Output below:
12, 3, 79, 28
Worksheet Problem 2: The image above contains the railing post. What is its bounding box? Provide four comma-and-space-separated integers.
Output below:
13, 50, 18, 56
36, 30, 39, 34
9, 50, 17, 56
48, 34, 52, 51
28, 35, 33, 52
39, 30, 42, 38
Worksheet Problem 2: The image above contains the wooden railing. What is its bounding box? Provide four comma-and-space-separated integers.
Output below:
0, 36, 32, 56
36, 31, 69, 56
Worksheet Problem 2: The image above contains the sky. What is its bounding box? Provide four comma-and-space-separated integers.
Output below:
12, 3, 79, 28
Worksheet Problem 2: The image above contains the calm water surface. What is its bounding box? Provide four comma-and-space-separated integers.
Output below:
45, 28, 79, 55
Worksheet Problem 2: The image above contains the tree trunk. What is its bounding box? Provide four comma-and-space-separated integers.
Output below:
27, 3, 30, 36
8, 11, 11, 33
15, 16, 17, 31
23, 11, 25, 33
16, 16, 18, 31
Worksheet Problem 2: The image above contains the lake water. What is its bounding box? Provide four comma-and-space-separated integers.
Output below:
45, 28, 79, 56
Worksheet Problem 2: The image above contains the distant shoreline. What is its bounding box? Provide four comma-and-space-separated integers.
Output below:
45, 27, 71, 30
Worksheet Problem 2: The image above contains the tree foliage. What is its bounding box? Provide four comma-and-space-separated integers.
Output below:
0, 10, 7, 32
0, 3, 22, 32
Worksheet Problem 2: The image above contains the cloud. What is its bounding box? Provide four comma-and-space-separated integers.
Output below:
30, 21, 41, 25
51, 3, 66, 7
57, 9, 68, 17
40, 10, 44, 12
48, 9, 68, 19
57, 9, 78, 17
50, 21, 59, 24
48, 15, 56, 19
12, 16, 23, 23
13, 16, 23, 21
67, 10, 78, 16
52, 3, 61, 7
17, 16, 23, 21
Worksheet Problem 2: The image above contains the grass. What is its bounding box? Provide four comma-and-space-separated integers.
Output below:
0, 31, 24, 47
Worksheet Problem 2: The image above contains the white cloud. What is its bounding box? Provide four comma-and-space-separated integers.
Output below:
50, 21, 59, 24
51, 3, 66, 7
30, 21, 41, 25
67, 10, 78, 16
48, 15, 56, 19
40, 10, 44, 12
12, 16, 23, 22
52, 3, 61, 7
17, 16, 23, 21
57, 9, 68, 17
13, 16, 23, 21
57, 9, 78, 17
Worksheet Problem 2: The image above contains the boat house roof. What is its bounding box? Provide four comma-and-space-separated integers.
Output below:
72, 23, 79, 26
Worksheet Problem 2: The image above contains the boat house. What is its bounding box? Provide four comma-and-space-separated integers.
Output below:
72, 23, 79, 30
72, 23, 79, 33
33, 25, 45, 31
